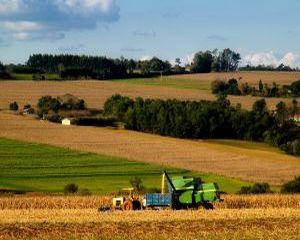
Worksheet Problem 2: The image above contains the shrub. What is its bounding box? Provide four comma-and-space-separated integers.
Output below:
64, 183, 78, 194
46, 110, 61, 123
79, 188, 92, 196
211, 79, 226, 94
281, 176, 300, 193
129, 177, 144, 192
238, 183, 272, 194
9, 102, 19, 111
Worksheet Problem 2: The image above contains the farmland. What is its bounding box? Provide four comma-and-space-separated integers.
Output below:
0, 112, 299, 186
1, 72, 299, 111
116, 71, 300, 90
0, 138, 248, 194
0, 195, 299, 240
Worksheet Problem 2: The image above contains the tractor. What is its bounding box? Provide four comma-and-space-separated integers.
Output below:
112, 188, 142, 210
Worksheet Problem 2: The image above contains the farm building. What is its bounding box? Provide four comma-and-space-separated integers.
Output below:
62, 118, 72, 125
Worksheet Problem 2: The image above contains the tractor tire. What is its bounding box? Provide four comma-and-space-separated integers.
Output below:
122, 200, 133, 211
203, 202, 214, 210
132, 200, 142, 210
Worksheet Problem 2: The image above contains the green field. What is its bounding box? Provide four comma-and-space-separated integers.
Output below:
0, 138, 250, 194
114, 77, 211, 90
11, 73, 59, 81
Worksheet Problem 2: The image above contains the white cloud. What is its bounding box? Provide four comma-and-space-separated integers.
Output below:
281, 52, 298, 67
0, 0, 21, 14
0, 0, 120, 42
2, 21, 42, 32
13, 32, 29, 40
170, 53, 195, 66
140, 56, 152, 61
243, 51, 299, 67
55, 0, 115, 14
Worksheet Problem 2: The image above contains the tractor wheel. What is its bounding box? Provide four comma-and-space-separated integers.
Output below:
132, 200, 142, 210
122, 200, 133, 211
203, 202, 214, 210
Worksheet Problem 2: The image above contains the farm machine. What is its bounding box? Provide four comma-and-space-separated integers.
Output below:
109, 171, 221, 211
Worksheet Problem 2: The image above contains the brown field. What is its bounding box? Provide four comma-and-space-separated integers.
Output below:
0, 195, 299, 240
169, 71, 300, 86
0, 74, 299, 111
0, 112, 299, 185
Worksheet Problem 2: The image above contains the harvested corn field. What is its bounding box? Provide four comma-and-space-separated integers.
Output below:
0, 194, 299, 210
0, 194, 299, 240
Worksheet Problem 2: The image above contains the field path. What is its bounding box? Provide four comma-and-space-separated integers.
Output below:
0, 112, 299, 185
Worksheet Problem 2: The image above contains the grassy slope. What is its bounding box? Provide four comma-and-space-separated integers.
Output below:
114, 77, 212, 91
0, 138, 250, 194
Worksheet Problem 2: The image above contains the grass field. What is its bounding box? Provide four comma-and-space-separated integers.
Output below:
0, 138, 250, 193
0, 112, 299, 186
0, 194, 299, 240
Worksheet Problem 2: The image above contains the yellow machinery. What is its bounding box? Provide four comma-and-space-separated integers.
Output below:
112, 188, 141, 211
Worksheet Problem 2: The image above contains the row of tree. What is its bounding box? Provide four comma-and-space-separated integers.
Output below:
104, 94, 300, 156
240, 64, 298, 72
211, 79, 300, 98
1, 48, 242, 80
25, 49, 241, 76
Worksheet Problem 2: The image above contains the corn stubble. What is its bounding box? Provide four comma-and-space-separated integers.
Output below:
0, 194, 299, 240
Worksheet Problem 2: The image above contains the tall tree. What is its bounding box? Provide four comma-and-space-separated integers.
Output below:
275, 101, 289, 125
215, 48, 241, 72
0, 61, 5, 73
190, 51, 214, 73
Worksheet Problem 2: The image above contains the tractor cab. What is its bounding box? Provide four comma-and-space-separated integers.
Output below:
112, 187, 141, 210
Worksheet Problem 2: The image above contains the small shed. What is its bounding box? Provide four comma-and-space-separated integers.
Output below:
62, 118, 72, 125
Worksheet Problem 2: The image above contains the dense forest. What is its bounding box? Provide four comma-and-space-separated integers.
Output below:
103, 94, 300, 156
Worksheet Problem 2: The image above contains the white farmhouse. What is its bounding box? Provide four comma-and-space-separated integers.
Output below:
62, 118, 72, 125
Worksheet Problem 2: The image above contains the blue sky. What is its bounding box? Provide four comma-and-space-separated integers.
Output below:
1, 0, 300, 66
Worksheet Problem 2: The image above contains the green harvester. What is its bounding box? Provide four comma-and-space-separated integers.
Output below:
143, 171, 222, 210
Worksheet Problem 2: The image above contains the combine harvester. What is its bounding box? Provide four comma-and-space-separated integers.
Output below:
110, 171, 221, 211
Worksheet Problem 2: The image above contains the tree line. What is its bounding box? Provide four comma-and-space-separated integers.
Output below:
1, 48, 243, 80
104, 94, 300, 156
211, 78, 300, 98
240, 63, 298, 72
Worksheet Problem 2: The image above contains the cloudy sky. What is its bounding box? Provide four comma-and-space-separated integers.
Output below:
1, 0, 300, 66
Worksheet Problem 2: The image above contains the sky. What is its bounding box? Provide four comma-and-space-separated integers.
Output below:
0, 0, 300, 66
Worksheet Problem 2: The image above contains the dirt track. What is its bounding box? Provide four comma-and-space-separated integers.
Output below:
0, 112, 299, 185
